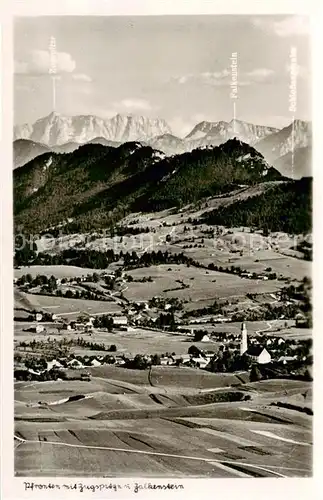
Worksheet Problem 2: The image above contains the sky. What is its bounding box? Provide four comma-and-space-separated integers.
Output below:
14, 15, 311, 137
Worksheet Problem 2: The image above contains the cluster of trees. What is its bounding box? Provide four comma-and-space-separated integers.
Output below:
207, 262, 277, 280
54, 288, 109, 301
17, 273, 57, 290
14, 367, 67, 382
14, 241, 38, 267
114, 225, 153, 236
124, 250, 204, 270
92, 315, 114, 331
126, 274, 153, 283
295, 240, 312, 261
32, 248, 118, 269
154, 312, 177, 330
74, 337, 116, 352
203, 178, 312, 234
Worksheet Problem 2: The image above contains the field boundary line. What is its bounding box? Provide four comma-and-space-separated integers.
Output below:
14, 434, 310, 476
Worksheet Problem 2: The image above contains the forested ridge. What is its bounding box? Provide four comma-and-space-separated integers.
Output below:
202, 177, 312, 234
14, 139, 282, 233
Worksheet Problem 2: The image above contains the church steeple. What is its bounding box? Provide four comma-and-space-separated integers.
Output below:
240, 322, 248, 355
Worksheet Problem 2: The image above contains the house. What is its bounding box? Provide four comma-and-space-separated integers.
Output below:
245, 346, 271, 364
203, 351, 215, 360
115, 356, 126, 366
278, 355, 297, 364
172, 354, 191, 364
35, 325, 44, 334
47, 359, 63, 370
113, 316, 128, 326
85, 322, 94, 332
200, 334, 210, 342
295, 313, 309, 328
91, 358, 101, 367
51, 313, 58, 321
35, 313, 43, 322
192, 357, 209, 369
67, 359, 83, 369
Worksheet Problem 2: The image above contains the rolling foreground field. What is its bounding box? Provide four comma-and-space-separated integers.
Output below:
15, 366, 312, 478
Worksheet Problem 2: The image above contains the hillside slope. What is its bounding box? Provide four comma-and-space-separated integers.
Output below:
202, 177, 312, 234
14, 139, 282, 233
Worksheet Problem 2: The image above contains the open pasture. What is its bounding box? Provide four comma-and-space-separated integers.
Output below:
15, 361, 312, 478
14, 265, 107, 280
124, 264, 283, 304
16, 293, 123, 318
15, 403, 312, 477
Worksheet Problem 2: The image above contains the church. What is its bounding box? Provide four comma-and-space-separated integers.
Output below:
240, 322, 271, 364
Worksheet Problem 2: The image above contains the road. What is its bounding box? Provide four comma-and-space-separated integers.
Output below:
14, 434, 310, 478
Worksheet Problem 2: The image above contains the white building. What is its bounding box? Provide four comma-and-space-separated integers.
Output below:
278, 355, 297, 364
47, 359, 62, 370
192, 357, 209, 369
91, 358, 102, 367
67, 359, 83, 369
240, 322, 248, 355
113, 316, 128, 326
246, 346, 271, 364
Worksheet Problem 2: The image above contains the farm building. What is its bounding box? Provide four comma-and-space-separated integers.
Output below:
115, 357, 126, 366
172, 354, 191, 364
35, 313, 43, 322
113, 316, 129, 331
91, 358, 102, 367
245, 346, 271, 364
295, 313, 310, 328
160, 357, 175, 366
67, 359, 84, 369
113, 316, 128, 326
35, 325, 44, 334
192, 357, 209, 369
200, 334, 210, 342
85, 322, 94, 332
47, 359, 63, 370
277, 355, 297, 364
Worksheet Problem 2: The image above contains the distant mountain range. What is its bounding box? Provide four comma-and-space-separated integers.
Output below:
14, 138, 283, 233
14, 113, 312, 178
14, 112, 171, 146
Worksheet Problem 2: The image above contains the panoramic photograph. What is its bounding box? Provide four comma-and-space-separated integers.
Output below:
13, 15, 312, 478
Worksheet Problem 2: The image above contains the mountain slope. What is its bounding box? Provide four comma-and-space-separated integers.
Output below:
14, 139, 282, 233
146, 120, 279, 156
202, 177, 312, 234
140, 138, 282, 211
273, 146, 312, 179
14, 112, 172, 146
13, 139, 50, 169
187, 119, 278, 146
255, 120, 311, 159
